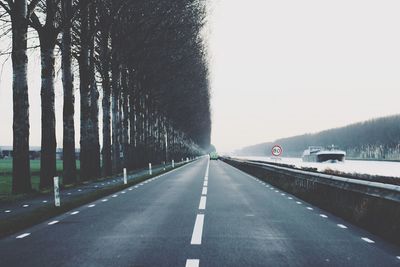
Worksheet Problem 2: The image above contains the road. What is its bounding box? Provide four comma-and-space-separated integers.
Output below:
0, 157, 399, 266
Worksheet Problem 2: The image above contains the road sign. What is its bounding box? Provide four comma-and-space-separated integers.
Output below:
271, 145, 283, 157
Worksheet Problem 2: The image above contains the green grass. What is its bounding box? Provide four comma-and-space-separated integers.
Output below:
0, 159, 80, 195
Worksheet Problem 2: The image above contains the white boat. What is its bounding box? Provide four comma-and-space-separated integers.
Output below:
302, 145, 346, 163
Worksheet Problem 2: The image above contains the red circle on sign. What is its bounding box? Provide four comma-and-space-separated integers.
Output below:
271, 145, 282, 156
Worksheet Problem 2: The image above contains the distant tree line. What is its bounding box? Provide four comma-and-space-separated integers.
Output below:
236, 114, 400, 160
0, 0, 211, 194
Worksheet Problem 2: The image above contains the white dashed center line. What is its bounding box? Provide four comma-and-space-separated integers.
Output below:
288, 197, 293, 200
48, 221, 59, 225
102, 199, 108, 202
204, 181, 208, 186
296, 201, 302, 205
320, 214, 328, 218
199, 196, 207, 210
112, 195, 118, 198
361, 237, 375, 243
42, 200, 48, 203
185, 259, 200, 267
71, 211, 80, 215
202, 187, 207, 195
337, 224, 347, 229
5, 210, 11, 213
307, 207, 313, 210
191, 214, 205, 245
16, 233, 31, 239
88, 204, 96, 208
22, 205, 29, 208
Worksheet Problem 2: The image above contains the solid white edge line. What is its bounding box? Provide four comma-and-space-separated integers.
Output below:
185, 259, 200, 267
199, 196, 207, 210
361, 237, 375, 243
191, 214, 205, 245
16, 233, 30, 239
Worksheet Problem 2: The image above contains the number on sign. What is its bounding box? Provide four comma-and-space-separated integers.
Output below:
271, 145, 282, 157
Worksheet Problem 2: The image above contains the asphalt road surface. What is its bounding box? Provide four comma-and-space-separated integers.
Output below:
1, 157, 400, 267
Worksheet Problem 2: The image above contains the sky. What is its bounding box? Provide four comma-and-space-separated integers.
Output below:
209, 0, 400, 153
1, 0, 400, 154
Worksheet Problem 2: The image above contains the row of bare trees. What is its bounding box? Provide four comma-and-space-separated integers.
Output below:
0, 0, 211, 194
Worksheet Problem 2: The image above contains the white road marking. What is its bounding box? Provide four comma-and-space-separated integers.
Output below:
396, 256, 400, 260
202, 187, 208, 195
112, 195, 118, 198
288, 197, 293, 200
67, 193, 72, 195
296, 201, 302, 205
129, 188, 133, 191
5, 210, 11, 213
199, 196, 207, 210
281, 193, 286, 196
275, 190, 279, 193
88, 204, 96, 208
134, 186, 139, 188
71, 211, 80, 215
78, 189, 82, 192
121, 191, 126, 194
42, 200, 48, 203
23, 204, 29, 208
361, 237, 375, 243
185, 259, 200, 267
102, 199, 108, 202
337, 224, 347, 229
270, 188, 274, 190
204, 181, 208, 186
191, 214, 205, 245
320, 214, 328, 218
48, 221, 59, 225
307, 207, 313, 210
16, 233, 30, 239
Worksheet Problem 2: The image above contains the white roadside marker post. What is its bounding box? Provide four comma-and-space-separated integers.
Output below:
123, 168, 127, 184
172, 160, 175, 168
54, 177, 60, 207
149, 163, 152, 175
186, 157, 189, 163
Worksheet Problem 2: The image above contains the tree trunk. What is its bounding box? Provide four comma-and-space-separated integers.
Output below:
88, 3, 100, 180
61, 0, 77, 184
39, 34, 57, 189
79, 3, 91, 181
111, 44, 120, 173
11, 0, 31, 193
100, 29, 112, 176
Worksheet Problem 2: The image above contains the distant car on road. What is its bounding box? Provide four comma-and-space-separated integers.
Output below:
210, 152, 219, 160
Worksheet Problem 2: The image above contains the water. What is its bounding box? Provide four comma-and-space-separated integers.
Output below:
237, 156, 400, 178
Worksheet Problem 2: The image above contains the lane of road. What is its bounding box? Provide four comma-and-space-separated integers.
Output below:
0, 157, 400, 266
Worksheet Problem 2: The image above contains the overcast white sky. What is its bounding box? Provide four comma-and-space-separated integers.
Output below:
209, 0, 400, 153
1, 0, 400, 154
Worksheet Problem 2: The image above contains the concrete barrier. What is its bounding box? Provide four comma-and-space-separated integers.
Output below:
222, 157, 400, 245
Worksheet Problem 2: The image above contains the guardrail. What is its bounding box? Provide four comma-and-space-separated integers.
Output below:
221, 157, 400, 245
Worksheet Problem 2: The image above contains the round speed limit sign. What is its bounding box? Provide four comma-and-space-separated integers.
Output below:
271, 145, 282, 157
